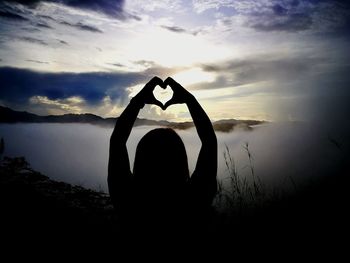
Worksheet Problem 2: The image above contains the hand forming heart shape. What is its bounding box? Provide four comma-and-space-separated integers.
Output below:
133, 76, 191, 111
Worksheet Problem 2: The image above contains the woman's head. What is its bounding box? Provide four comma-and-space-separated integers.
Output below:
133, 128, 189, 190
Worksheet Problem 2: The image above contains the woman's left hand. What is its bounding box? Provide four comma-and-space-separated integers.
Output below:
133, 76, 165, 109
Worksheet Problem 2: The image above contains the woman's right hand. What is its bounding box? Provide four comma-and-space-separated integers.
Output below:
163, 77, 193, 109
133, 76, 165, 109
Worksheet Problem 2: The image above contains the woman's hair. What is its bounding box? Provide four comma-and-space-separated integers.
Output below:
133, 128, 189, 191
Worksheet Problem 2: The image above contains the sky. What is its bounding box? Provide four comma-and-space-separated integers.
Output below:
0, 0, 349, 125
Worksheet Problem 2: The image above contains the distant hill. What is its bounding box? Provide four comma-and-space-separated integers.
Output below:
0, 105, 265, 132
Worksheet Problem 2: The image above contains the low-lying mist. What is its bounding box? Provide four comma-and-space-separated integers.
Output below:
0, 121, 346, 193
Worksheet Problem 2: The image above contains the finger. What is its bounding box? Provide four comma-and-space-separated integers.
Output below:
164, 77, 175, 87
164, 77, 182, 91
164, 98, 176, 110
147, 76, 164, 90
152, 99, 164, 109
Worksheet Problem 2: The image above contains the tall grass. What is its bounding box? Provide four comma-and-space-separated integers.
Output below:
214, 143, 268, 216
215, 135, 347, 216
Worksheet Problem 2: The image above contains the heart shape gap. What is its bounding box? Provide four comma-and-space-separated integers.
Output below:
153, 85, 173, 106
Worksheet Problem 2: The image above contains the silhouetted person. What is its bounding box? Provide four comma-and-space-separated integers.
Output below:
108, 77, 217, 237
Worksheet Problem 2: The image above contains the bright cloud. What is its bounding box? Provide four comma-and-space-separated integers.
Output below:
172, 68, 216, 86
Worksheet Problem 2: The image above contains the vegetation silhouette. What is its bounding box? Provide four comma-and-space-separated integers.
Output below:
108, 77, 217, 237
0, 137, 4, 160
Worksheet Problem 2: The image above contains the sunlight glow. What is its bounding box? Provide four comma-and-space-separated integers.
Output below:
122, 26, 230, 68
172, 68, 216, 86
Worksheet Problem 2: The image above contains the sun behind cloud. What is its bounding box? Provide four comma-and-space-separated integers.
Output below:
172, 67, 216, 86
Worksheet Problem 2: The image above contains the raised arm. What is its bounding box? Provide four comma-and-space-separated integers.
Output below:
108, 76, 164, 209
164, 77, 217, 205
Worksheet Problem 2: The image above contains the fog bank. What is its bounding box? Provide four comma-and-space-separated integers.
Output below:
0, 122, 346, 192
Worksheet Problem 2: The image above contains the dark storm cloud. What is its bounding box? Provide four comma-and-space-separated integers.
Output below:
0, 66, 147, 107
0, 0, 125, 17
60, 21, 103, 33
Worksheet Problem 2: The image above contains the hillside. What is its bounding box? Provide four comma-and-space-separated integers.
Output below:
1, 155, 347, 249
0, 156, 117, 243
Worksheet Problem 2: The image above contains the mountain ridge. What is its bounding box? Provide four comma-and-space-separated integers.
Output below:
0, 105, 265, 132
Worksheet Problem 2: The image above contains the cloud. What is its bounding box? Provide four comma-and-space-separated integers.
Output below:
192, 0, 235, 13
107, 63, 124, 68
0, 8, 28, 20
62, 0, 124, 17
35, 21, 52, 29
0, 1, 33, 22
0, 0, 125, 18
248, 13, 313, 32
0, 65, 183, 117
0, 66, 166, 116
57, 39, 68, 45
133, 60, 156, 68
0, 4, 103, 34
271, 3, 288, 16
161, 25, 187, 33
195, 52, 350, 135
26, 59, 49, 64
126, 0, 183, 13
0, 66, 147, 105
59, 21, 103, 33
160, 25, 201, 36
196, 55, 325, 90
29, 95, 84, 114
38, 14, 56, 21
194, 0, 350, 33
126, 13, 141, 21
18, 36, 48, 45
27, 94, 125, 116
